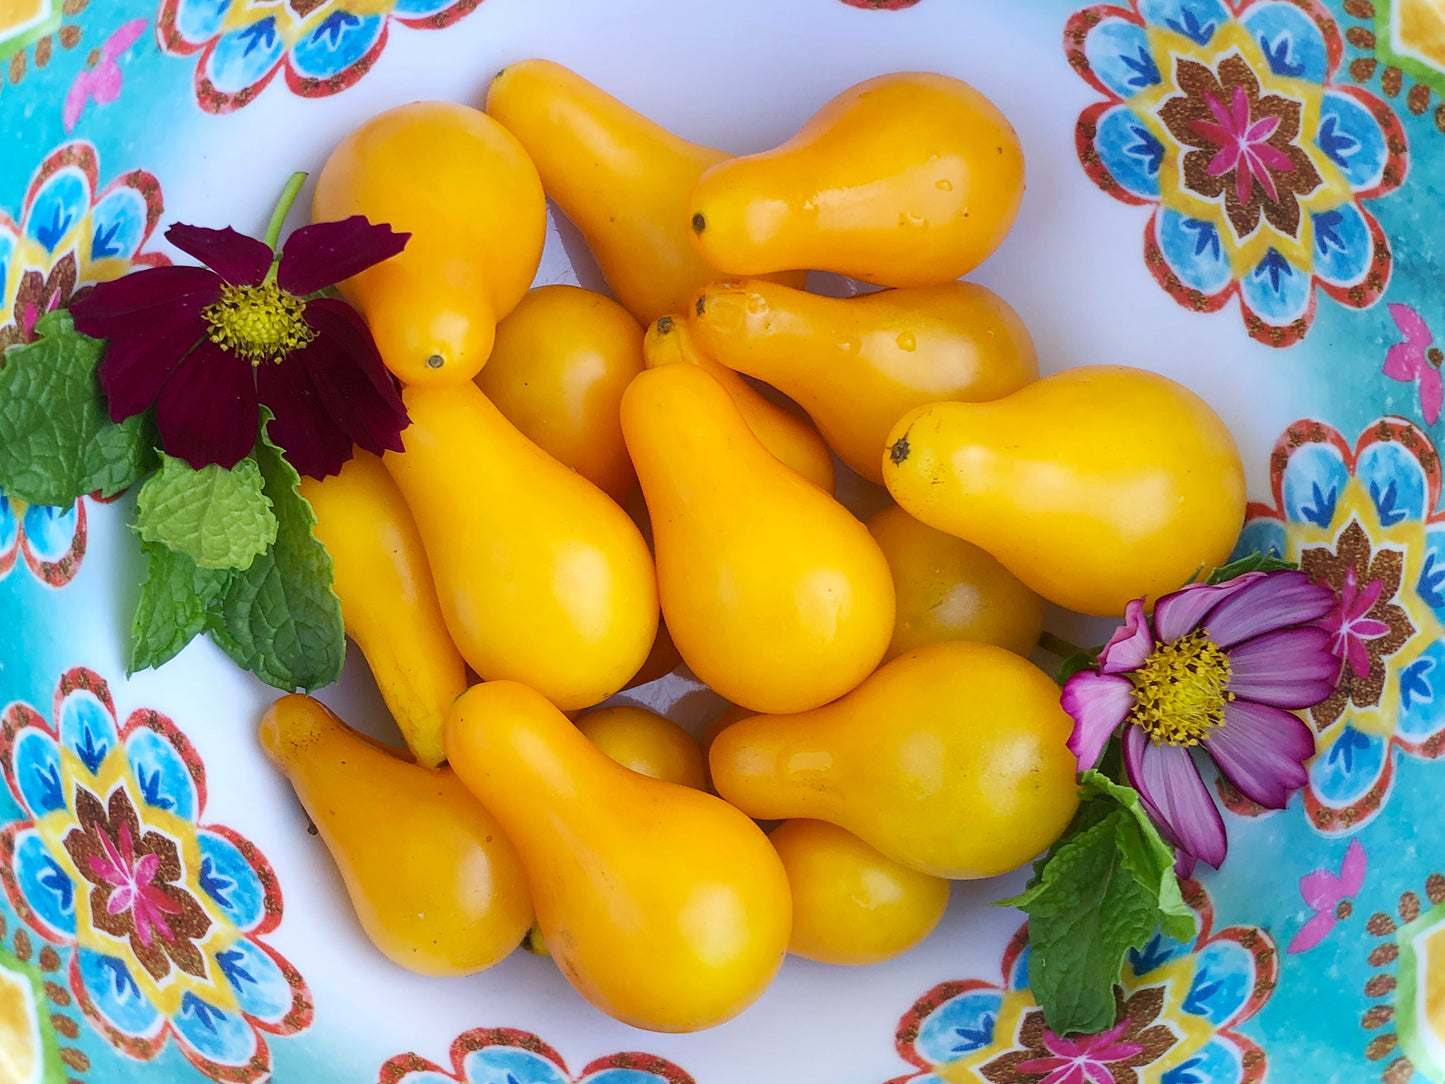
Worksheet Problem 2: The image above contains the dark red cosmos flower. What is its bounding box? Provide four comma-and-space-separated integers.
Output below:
69, 217, 410, 479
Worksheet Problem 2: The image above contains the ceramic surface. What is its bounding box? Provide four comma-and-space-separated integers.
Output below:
2, 1, 1441, 1081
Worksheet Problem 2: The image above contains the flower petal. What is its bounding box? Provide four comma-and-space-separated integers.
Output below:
1061, 671, 1135, 770
154, 340, 259, 470
256, 347, 355, 481
1203, 570, 1338, 647
165, 224, 274, 286
1203, 699, 1314, 808
1153, 573, 1264, 643
1226, 626, 1339, 707
96, 306, 207, 422
276, 217, 409, 297
287, 298, 409, 461
1124, 728, 1227, 870
68, 266, 220, 336
1099, 597, 1154, 673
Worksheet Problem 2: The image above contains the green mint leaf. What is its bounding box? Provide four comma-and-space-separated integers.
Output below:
1205, 551, 1298, 585
0, 310, 158, 505
205, 417, 343, 692
998, 771, 1197, 1035
1056, 650, 1099, 686
135, 453, 277, 570
130, 538, 233, 674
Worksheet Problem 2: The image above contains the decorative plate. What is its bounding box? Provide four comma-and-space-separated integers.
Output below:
1, 0, 1440, 1082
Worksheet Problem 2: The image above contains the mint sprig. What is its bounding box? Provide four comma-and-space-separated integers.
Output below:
131, 538, 231, 672
0, 310, 156, 505
999, 770, 1196, 1036
136, 453, 277, 570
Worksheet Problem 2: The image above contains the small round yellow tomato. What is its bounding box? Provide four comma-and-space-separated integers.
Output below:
477, 285, 644, 504
770, 819, 950, 965
574, 704, 706, 790
866, 504, 1045, 661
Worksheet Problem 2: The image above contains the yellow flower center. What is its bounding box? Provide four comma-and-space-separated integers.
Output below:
202, 282, 316, 365
1130, 630, 1233, 746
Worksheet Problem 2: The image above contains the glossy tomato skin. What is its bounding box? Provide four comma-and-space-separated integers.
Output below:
710, 641, 1079, 879
866, 504, 1045, 662
771, 818, 950, 965
446, 681, 791, 1033
574, 704, 707, 790
688, 278, 1036, 484
688, 72, 1024, 286
260, 695, 532, 977
882, 366, 1246, 617
620, 363, 894, 714
478, 285, 644, 504
313, 101, 545, 385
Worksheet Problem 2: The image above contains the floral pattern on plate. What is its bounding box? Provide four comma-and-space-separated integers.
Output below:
1065, 0, 1406, 346
884, 880, 1275, 1084
0, 667, 312, 1082
1339, 0, 1445, 131
157, 0, 486, 113
0, 493, 86, 588
378, 1026, 696, 1084
1232, 418, 1445, 834
1360, 872, 1445, 1083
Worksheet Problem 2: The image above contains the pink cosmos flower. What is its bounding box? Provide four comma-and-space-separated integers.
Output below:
1062, 570, 1339, 873
69, 217, 409, 479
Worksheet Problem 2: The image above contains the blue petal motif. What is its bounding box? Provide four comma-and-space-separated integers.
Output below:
1094, 106, 1164, 199
1312, 203, 1373, 288
1311, 726, 1387, 803
1359, 439, 1428, 523
0, 489, 17, 555
1241, 248, 1312, 326
1083, 19, 1163, 100
459, 1047, 572, 1084
1163, 1041, 1244, 1084
197, 830, 267, 930
77, 949, 160, 1034
19, 502, 78, 563
126, 727, 199, 821
89, 188, 148, 262
205, 17, 285, 95
174, 0, 231, 43
1233, 518, 1288, 563
59, 691, 117, 776
1421, 531, 1445, 616
1316, 91, 1390, 191
1183, 941, 1253, 1023
14, 729, 65, 816
1398, 642, 1445, 741
25, 172, 87, 253
1127, 930, 1190, 976
290, 12, 385, 81
1282, 443, 1347, 527
393, 0, 456, 13
214, 940, 292, 1023
176, 993, 257, 1062
1140, 0, 1230, 44
1156, 210, 1233, 296
590, 1072, 692, 1084
14, 830, 76, 935
1240, 1, 1330, 82
914, 989, 1004, 1062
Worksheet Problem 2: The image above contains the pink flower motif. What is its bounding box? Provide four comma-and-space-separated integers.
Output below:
1191, 86, 1295, 206
1014, 1021, 1145, 1084
1383, 303, 1443, 426
87, 819, 184, 949
63, 19, 147, 133
1317, 566, 1391, 680
1288, 839, 1367, 953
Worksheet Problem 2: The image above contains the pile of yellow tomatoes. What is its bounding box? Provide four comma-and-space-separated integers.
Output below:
260, 60, 1248, 1034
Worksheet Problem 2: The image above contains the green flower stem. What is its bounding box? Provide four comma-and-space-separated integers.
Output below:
261, 171, 309, 280
1038, 630, 1086, 658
